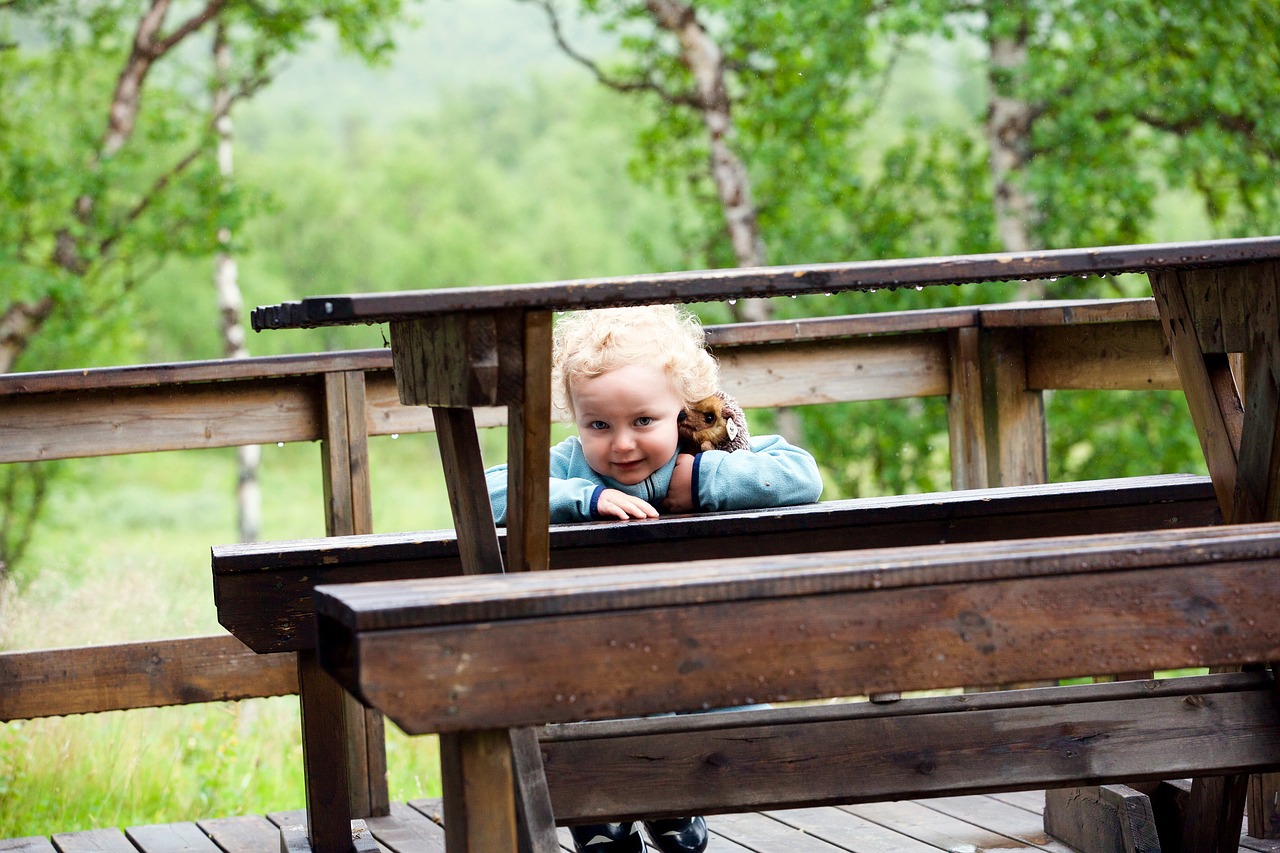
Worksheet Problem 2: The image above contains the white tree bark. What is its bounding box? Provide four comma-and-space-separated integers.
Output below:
213, 22, 261, 543
645, 0, 771, 322
984, 8, 1042, 297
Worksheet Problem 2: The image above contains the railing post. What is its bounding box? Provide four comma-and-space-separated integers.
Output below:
295, 369, 389, 853
980, 327, 1047, 487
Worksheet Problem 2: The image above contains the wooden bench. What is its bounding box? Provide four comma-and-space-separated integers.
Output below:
213, 473, 1218, 654
245, 236, 1280, 853
310, 522, 1280, 851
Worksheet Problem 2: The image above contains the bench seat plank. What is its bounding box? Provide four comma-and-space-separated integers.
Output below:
537, 673, 1280, 821
215, 474, 1219, 653
315, 522, 1280, 734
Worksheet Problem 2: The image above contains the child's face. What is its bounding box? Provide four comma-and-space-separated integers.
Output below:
571, 363, 684, 486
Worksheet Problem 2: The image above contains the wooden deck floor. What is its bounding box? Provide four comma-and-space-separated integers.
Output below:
5, 791, 1280, 853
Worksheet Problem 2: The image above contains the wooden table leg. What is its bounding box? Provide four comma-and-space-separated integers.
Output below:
389, 310, 558, 852
505, 310, 553, 574
433, 403, 558, 853
1152, 262, 1280, 850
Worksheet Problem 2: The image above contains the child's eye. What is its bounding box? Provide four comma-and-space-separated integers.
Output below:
588, 421, 609, 430
635, 417, 654, 427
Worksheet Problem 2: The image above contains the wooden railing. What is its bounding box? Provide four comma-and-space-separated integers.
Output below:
0, 297, 1177, 722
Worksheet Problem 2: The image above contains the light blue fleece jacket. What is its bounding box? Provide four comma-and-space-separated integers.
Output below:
485, 433, 822, 526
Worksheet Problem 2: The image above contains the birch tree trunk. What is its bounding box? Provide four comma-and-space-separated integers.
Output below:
645, 0, 772, 323
213, 23, 261, 543
984, 2, 1042, 298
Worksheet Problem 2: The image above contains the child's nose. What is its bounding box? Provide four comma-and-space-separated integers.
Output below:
613, 430, 637, 451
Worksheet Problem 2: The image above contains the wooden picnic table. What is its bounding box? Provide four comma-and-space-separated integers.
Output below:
252, 236, 1280, 853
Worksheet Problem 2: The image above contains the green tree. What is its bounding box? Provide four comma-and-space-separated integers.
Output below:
0, 0, 412, 376
532, 0, 1280, 495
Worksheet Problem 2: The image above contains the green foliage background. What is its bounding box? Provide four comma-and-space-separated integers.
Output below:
4, 0, 1280, 835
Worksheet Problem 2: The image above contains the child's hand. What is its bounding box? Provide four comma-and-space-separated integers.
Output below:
596, 488, 660, 520
661, 453, 697, 513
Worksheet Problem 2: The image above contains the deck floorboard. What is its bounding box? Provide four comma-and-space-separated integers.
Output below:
10, 793, 1275, 853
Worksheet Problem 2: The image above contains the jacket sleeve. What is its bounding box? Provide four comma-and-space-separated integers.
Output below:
486, 439, 604, 526
692, 434, 823, 512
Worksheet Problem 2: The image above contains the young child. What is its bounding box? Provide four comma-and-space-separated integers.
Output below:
484, 305, 822, 853
486, 304, 822, 528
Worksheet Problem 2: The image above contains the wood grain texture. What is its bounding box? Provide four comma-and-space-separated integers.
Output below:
0, 379, 323, 463
0, 635, 296, 721
317, 523, 1280, 733
216, 475, 1219, 653
720, 335, 951, 407
1025, 322, 1177, 390
296, 650, 356, 853
947, 327, 986, 489
506, 310, 552, 574
250, 237, 1280, 330
981, 328, 1046, 486
124, 823, 220, 853
537, 674, 1280, 821
1152, 270, 1244, 518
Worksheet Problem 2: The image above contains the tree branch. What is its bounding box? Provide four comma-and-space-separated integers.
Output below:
517, 0, 701, 108
97, 69, 274, 260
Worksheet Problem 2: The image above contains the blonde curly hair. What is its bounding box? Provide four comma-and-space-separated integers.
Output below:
552, 305, 720, 418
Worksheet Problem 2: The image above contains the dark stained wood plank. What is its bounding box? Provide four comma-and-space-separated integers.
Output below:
315, 517, 1280, 732
537, 674, 1280, 821
50, 830, 137, 853
1151, 269, 1245, 518
195, 815, 279, 853
251, 237, 1280, 330
431, 406, 505, 577
295, 650, 357, 853
312, 506, 1242, 633
124, 824, 220, 853
219, 474, 1220, 654
0, 635, 297, 720
438, 730, 522, 853
1183, 775, 1250, 853
505, 310, 553, 574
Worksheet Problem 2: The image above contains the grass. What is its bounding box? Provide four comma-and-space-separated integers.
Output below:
0, 429, 505, 838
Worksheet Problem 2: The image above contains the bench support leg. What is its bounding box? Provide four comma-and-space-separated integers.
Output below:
1152, 264, 1280, 847
297, 650, 356, 853
441, 728, 558, 853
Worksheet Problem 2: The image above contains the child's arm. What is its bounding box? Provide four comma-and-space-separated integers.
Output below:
486, 436, 659, 525
687, 434, 823, 512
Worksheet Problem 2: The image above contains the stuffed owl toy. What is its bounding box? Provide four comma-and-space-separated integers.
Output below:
677, 390, 751, 454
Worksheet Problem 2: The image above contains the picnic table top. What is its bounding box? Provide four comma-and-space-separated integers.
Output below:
251, 236, 1280, 330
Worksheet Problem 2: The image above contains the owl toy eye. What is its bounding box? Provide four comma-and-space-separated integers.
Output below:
677, 411, 688, 424
703, 412, 716, 425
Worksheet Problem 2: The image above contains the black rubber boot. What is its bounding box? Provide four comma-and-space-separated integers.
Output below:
644, 817, 709, 853
569, 822, 647, 853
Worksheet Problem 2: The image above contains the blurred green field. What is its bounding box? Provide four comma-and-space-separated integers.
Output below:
0, 429, 510, 837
